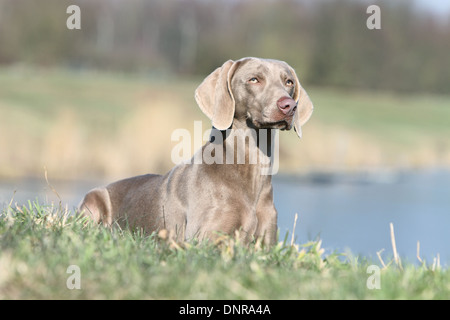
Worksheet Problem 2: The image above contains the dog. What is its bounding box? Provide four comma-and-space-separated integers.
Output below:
78, 57, 313, 245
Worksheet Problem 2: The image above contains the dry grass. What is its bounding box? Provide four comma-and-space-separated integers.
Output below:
1, 67, 450, 181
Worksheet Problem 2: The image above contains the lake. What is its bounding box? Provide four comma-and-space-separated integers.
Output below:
274, 169, 450, 266
1, 169, 449, 265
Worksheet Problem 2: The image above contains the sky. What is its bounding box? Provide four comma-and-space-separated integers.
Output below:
356, 0, 450, 16
413, 0, 450, 15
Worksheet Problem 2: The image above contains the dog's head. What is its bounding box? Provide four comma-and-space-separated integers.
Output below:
195, 57, 313, 138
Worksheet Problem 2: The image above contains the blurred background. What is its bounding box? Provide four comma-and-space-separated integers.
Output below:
0, 0, 449, 263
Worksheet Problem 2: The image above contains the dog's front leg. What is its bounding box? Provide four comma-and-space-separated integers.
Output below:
255, 183, 278, 246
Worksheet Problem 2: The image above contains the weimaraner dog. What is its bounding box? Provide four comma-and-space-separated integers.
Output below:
79, 57, 313, 245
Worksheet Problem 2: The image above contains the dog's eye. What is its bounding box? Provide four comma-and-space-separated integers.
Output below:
248, 77, 259, 84
286, 79, 294, 86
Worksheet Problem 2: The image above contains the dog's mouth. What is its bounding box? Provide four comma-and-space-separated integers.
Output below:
246, 105, 295, 130
250, 118, 293, 130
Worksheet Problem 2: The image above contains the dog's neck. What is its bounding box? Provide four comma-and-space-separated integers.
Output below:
207, 121, 277, 174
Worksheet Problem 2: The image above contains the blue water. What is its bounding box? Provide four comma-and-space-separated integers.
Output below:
2, 169, 449, 265
274, 169, 450, 266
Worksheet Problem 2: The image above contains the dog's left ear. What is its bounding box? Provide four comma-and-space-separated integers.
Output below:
287, 65, 314, 139
195, 60, 241, 130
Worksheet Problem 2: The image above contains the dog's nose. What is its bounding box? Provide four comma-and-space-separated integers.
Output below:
277, 97, 297, 115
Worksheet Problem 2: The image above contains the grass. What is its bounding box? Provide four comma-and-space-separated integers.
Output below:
0, 200, 449, 299
1, 66, 450, 180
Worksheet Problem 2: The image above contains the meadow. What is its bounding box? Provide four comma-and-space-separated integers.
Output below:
0, 201, 448, 300
1, 66, 450, 181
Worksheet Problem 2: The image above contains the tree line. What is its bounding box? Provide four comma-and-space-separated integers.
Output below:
0, 0, 448, 93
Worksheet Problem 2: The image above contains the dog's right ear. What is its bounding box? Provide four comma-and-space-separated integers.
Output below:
195, 60, 239, 130
286, 64, 314, 139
